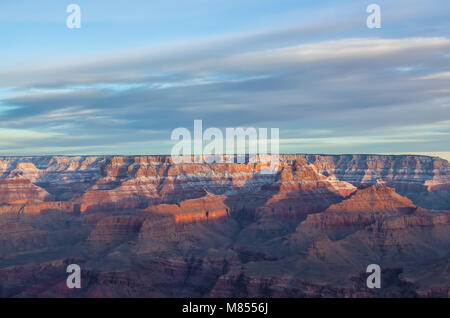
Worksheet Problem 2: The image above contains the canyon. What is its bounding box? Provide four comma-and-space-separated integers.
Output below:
0, 154, 448, 297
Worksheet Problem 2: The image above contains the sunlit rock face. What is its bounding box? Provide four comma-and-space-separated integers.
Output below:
0, 154, 448, 214
0, 154, 448, 297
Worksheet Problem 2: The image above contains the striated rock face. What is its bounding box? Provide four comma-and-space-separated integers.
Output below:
257, 160, 356, 218
143, 190, 230, 224
85, 216, 145, 245
299, 184, 417, 230
300, 154, 450, 210
303, 184, 417, 229
0, 154, 448, 215
324, 184, 415, 214
0, 154, 448, 298
0, 176, 52, 205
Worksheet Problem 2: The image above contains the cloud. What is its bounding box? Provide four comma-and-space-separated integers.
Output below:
1, 31, 450, 155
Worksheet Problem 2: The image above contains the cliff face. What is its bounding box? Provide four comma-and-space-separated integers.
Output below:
0, 154, 449, 298
299, 184, 417, 230
0, 154, 448, 214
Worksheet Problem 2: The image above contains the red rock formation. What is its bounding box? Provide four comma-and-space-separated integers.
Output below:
85, 215, 145, 244
0, 201, 77, 215
325, 184, 415, 214
0, 176, 52, 205
143, 190, 230, 224
0, 154, 449, 298
300, 185, 417, 229
257, 160, 356, 217
0, 154, 448, 215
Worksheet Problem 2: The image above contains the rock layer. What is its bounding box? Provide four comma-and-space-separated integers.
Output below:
0, 154, 449, 298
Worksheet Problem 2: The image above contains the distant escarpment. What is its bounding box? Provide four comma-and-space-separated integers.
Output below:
0, 154, 448, 217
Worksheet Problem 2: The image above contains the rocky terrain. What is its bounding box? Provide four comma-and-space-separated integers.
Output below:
0, 154, 448, 297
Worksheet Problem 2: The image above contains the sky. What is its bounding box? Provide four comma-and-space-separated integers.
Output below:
0, 0, 449, 160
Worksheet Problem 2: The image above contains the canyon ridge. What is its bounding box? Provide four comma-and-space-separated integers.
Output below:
0, 154, 448, 297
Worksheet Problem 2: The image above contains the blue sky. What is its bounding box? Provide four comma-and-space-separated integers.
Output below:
0, 0, 449, 159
